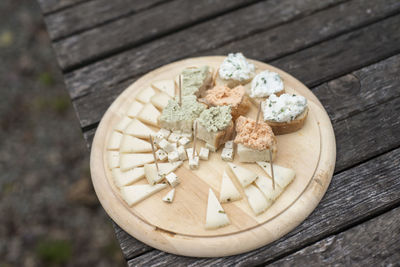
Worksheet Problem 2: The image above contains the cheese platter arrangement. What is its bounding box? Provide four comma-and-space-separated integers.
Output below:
90, 55, 336, 257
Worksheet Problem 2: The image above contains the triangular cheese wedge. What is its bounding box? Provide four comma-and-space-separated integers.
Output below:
244, 184, 272, 215
127, 101, 143, 118
136, 87, 155, 103
219, 171, 242, 203
107, 131, 123, 150
144, 161, 183, 184
152, 80, 175, 97
124, 118, 156, 139
121, 183, 167, 206
120, 153, 155, 171
205, 189, 230, 229
227, 163, 258, 188
107, 151, 120, 169
162, 188, 175, 203
114, 116, 133, 132
120, 135, 152, 153
144, 164, 163, 185
112, 167, 145, 187
136, 102, 160, 127
254, 175, 283, 201
256, 162, 295, 189
150, 91, 171, 109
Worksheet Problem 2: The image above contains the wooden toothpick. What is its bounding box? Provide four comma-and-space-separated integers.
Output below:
192, 121, 197, 159
149, 135, 159, 172
269, 149, 275, 190
178, 74, 182, 107
254, 101, 262, 131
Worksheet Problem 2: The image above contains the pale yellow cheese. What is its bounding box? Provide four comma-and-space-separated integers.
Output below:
219, 171, 242, 203
136, 87, 155, 103
254, 175, 283, 201
244, 184, 272, 215
152, 80, 175, 97
124, 118, 156, 139
107, 131, 123, 150
127, 101, 143, 118
137, 103, 161, 127
114, 116, 133, 132
205, 188, 230, 229
120, 183, 167, 206
256, 162, 295, 189
120, 135, 152, 153
227, 163, 258, 188
120, 153, 155, 171
107, 151, 120, 169
150, 91, 171, 109
112, 167, 145, 187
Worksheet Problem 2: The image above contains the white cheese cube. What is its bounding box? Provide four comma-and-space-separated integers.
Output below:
189, 156, 199, 170
186, 148, 198, 160
178, 137, 191, 147
158, 128, 171, 139
165, 172, 180, 187
199, 147, 209, 160
206, 143, 217, 152
177, 145, 187, 161
155, 149, 167, 161
221, 148, 234, 162
181, 132, 193, 141
172, 130, 182, 135
168, 132, 181, 143
159, 139, 175, 153
168, 151, 179, 162
224, 140, 234, 149
162, 188, 175, 203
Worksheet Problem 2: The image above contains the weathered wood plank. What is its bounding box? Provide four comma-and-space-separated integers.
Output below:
270, 206, 400, 266
45, 0, 169, 40
68, 3, 400, 128
37, 0, 88, 14
55, 0, 345, 70
127, 146, 400, 265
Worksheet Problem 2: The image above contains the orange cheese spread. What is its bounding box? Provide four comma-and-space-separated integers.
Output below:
205, 85, 249, 118
234, 116, 276, 150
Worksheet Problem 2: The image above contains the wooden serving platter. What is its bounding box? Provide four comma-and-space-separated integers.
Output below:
90, 56, 336, 257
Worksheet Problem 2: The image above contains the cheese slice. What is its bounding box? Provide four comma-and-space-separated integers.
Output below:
136, 87, 155, 103
120, 135, 152, 153
120, 153, 155, 171
254, 175, 283, 201
121, 183, 167, 206
144, 161, 183, 184
219, 171, 241, 203
244, 184, 272, 215
205, 188, 230, 229
137, 103, 160, 127
227, 163, 258, 188
107, 131, 123, 150
256, 162, 295, 189
162, 188, 175, 203
124, 118, 156, 139
112, 167, 145, 187
150, 91, 171, 109
107, 151, 120, 169
127, 101, 143, 118
114, 116, 133, 132
152, 80, 175, 97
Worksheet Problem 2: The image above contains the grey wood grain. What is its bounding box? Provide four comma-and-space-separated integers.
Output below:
269, 206, 400, 266
127, 147, 400, 265
37, 0, 89, 14
55, 0, 345, 70
71, 11, 400, 128
45, 0, 169, 40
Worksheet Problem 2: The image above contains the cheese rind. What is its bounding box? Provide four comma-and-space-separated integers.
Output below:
136, 87, 155, 103
124, 118, 156, 139
219, 171, 242, 203
107, 131, 123, 150
244, 184, 272, 215
205, 188, 230, 229
254, 175, 283, 201
227, 163, 258, 188
162, 188, 175, 203
112, 167, 145, 187
120, 153, 155, 171
120, 184, 167, 206
137, 102, 160, 127
256, 162, 295, 189
120, 135, 152, 153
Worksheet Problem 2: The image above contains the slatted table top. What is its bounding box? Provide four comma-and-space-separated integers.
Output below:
38, 0, 400, 265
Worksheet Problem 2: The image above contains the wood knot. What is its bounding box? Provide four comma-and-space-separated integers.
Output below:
327, 74, 361, 97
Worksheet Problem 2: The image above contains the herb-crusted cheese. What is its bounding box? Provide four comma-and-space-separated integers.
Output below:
262, 93, 307, 122
219, 53, 255, 82
250, 70, 284, 98
198, 106, 232, 132
159, 95, 206, 132
181, 66, 212, 96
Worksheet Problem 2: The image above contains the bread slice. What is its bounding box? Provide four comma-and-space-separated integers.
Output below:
237, 143, 277, 163
196, 120, 234, 150
266, 107, 308, 135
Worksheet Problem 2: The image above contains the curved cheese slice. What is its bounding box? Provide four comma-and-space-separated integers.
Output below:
144, 161, 183, 184
205, 189, 230, 229
121, 183, 167, 206
227, 163, 258, 188
107, 131, 123, 150
150, 91, 171, 109
152, 80, 175, 97
162, 188, 175, 203
256, 162, 295, 189
127, 101, 143, 118
120, 135, 152, 153
136, 87, 155, 103
254, 175, 283, 201
124, 118, 156, 139
120, 153, 155, 171
112, 167, 145, 187
219, 171, 241, 203
244, 184, 272, 215
137, 103, 160, 127
114, 116, 133, 132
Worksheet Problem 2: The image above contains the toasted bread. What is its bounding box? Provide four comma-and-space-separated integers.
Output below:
266, 107, 308, 135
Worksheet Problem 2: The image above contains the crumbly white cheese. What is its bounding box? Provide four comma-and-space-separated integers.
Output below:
167, 151, 179, 162
165, 172, 180, 187
199, 147, 209, 160
250, 70, 284, 98
155, 149, 168, 161
219, 53, 255, 82
262, 93, 307, 122
221, 148, 234, 162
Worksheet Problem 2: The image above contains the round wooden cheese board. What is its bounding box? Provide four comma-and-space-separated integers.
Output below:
90, 56, 336, 257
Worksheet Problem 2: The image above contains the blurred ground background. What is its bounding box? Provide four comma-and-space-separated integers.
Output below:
0, 1, 125, 266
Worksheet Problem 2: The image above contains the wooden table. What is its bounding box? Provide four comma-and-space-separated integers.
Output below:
38, 0, 400, 265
